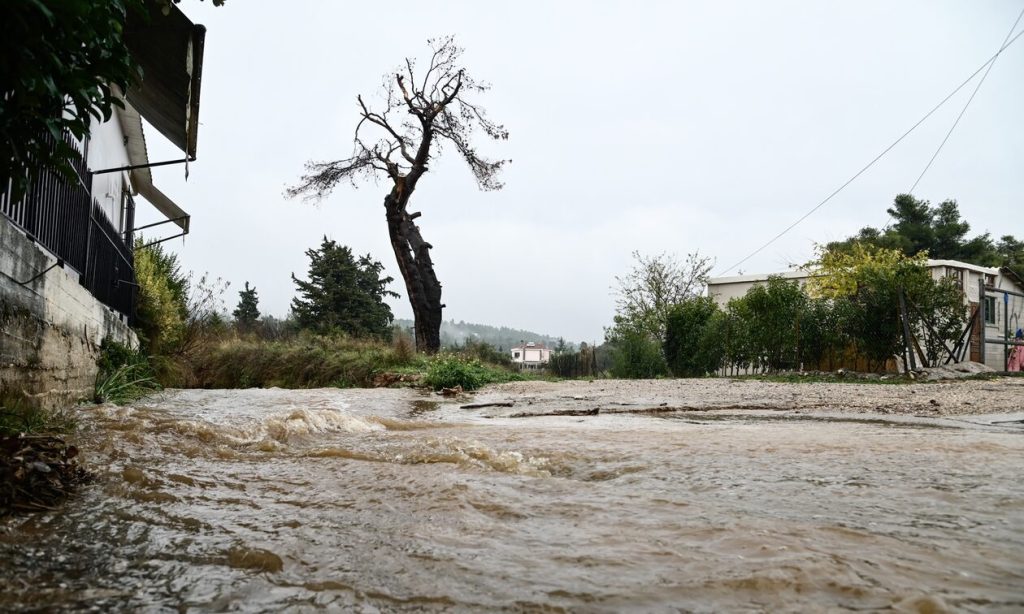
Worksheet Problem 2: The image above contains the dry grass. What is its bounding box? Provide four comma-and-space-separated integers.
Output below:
183, 333, 429, 389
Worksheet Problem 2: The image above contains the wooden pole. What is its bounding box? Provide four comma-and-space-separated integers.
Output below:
978, 278, 986, 367
898, 288, 917, 373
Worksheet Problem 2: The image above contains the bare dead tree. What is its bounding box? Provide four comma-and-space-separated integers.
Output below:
287, 37, 508, 353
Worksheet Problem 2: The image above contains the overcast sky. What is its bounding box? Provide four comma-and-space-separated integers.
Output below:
140, 0, 1024, 344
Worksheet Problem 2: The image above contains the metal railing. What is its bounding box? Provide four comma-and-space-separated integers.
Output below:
1, 131, 136, 322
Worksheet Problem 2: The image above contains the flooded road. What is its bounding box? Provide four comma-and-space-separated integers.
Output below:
2, 387, 1023, 612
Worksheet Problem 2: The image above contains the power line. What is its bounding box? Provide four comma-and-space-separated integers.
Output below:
907, 5, 1024, 194
714, 26, 1024, 277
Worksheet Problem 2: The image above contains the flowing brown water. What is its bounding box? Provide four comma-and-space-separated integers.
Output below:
1, 388, 1022, 612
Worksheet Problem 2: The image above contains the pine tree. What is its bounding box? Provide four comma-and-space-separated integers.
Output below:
826, 194, 1016, 268
233, 282, 260, 330
291, 237, 399, 338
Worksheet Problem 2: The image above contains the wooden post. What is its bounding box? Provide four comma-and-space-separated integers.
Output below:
1004, 291, 1010, 371
898, 288, 916, 373
978, 278, 986, 368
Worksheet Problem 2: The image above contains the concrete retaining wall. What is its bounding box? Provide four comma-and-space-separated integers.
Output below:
1, 217, 137, 410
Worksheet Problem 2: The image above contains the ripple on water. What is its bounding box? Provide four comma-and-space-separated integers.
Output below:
2, 388, 1023, 612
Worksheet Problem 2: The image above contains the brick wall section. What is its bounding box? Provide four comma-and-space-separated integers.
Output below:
1, 217, 137, 410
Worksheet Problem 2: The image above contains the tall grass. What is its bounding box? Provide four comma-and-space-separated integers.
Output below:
178, 332, 533, 390
185, 333, 429, 389
0, 391, 78, 436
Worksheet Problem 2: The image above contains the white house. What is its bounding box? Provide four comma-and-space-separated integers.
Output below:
1, 1, 206, 408
511, 342, 551, 369
707, 260, 1024, 370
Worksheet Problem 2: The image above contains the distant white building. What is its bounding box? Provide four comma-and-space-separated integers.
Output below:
707, 259, 1024, 370
511, 342, 551, 369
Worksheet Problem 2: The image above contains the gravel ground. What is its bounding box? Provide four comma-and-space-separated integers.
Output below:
467, 376, 1024, 418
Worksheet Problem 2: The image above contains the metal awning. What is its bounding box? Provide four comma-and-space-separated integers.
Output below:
115, 104, 191, 233
124, 1, 206, 159
135, 179, 191, 234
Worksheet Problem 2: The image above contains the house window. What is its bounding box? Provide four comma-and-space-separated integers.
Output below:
513, 351, 520, 359
984, 297, 996, 325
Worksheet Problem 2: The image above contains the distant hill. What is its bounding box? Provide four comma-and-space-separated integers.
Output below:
393, 319, 573, 351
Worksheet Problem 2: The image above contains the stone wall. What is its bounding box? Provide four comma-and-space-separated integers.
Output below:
1, 217, 137, 410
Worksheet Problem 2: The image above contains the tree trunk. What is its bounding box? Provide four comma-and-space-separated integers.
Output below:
385, 194, 442, 353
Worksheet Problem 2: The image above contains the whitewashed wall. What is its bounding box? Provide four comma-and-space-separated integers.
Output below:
86, 117, 131, 230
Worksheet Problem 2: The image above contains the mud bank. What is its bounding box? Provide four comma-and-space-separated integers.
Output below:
468, 376, 1024, 419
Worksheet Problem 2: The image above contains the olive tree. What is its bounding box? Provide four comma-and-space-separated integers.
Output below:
288, 37, 508, 353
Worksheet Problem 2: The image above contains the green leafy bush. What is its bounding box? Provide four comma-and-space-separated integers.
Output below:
133, 239, 189, 356
609, 328, 667, 379
663, 296, 723, 376
424, 354, 488, 390
423, 353, 521, 391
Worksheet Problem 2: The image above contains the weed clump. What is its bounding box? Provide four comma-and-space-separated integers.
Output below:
94, 340, 161, 404
424, 353, 522, 391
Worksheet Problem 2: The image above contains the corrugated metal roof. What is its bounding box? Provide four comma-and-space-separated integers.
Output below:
124, 1, 206, 159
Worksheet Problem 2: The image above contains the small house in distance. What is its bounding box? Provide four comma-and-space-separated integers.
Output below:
511, 342, 551, 369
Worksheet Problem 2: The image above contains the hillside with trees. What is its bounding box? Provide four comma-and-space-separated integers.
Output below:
393, 319, 572, 352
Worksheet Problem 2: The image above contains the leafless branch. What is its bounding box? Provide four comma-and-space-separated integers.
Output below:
287, 35, 509, 201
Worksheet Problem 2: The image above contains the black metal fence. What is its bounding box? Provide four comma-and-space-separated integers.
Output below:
1, 131, 136, 322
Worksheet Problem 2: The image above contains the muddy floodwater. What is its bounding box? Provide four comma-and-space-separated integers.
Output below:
2, 383, 1023, 612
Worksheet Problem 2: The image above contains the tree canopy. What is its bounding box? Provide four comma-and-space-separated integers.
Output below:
291, 237, 399, 339
607, 251, 713, 343
807, 243, 967, 368
826, 194, 1021, 273
232, 282, 260, 329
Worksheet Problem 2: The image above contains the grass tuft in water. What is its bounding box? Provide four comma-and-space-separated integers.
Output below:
93, 340, 161, 404
0, 391, 77, 437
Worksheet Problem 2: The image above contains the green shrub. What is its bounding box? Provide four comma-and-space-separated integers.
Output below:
423, 353, 521, 391
424, 354, 487, 390
609, 329, 667, 379
133, 240, 188, 356
741, 277, 808, 372
664, 296, 722, 376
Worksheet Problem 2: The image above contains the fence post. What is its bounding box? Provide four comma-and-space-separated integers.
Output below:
898, 288, 916, 373
1005, 291, 1010, 371
978, 278, 986, 368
